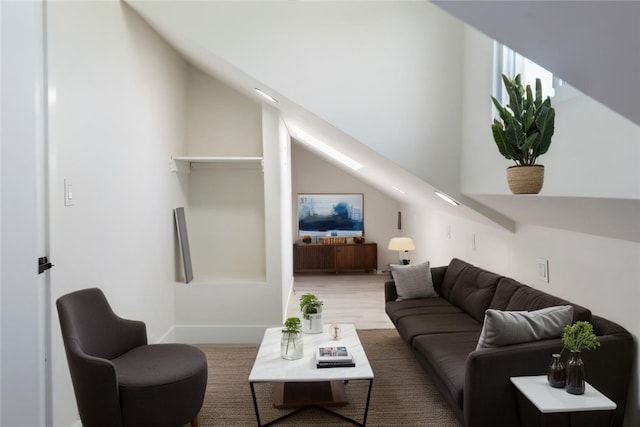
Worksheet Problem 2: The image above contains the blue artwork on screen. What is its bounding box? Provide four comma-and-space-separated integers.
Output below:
298, 194, 363, 237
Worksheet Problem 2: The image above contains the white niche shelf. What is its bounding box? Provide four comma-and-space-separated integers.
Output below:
169, 156, 264, 173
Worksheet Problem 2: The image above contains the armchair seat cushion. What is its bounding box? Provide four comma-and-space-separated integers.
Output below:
113, 344, 208, 427
113, 344, 207, 387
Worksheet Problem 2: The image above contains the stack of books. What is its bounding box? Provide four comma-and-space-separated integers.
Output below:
316, 346, 355, 368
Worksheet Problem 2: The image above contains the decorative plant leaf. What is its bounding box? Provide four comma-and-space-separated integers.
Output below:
534, 106, 555, 156
562, 321, 600, 353
490, 74, 555, 166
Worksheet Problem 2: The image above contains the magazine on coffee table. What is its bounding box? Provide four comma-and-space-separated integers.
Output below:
316, 346, 355, 368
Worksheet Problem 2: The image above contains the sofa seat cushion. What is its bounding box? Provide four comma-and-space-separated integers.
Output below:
506, 286, 591, 322
449, 266, 502, 323
396, 312, 482, 344
412, 332, 481, 409
386, 298, 463, 325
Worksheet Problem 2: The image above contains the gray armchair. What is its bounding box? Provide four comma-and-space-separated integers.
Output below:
56, 288, 208, 427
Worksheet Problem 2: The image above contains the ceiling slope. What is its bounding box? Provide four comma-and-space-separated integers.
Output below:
124, 0, 516, 231
433, 0, 640, 128
124, 0, 639, 242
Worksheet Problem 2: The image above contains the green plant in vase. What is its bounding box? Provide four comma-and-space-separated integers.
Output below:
299, 293, 323, 334
561, 321, 600, 395
281, 316, 303, 360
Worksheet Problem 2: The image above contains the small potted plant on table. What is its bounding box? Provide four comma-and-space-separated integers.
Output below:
299, 293, 323, 334
562, 321, 600, 395
281, 317, 303, 360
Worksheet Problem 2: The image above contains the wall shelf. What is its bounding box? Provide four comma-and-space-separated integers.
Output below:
169, 156, 264, 173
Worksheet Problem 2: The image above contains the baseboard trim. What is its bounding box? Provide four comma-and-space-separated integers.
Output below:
174, 325, 270, 345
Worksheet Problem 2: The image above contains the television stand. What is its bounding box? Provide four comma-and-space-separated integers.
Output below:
293, 243, 377, 274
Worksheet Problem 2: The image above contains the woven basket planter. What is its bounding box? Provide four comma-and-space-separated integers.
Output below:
506, 165, 544, 194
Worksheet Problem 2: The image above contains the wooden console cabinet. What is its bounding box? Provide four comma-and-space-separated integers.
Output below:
293, 243, 377, 273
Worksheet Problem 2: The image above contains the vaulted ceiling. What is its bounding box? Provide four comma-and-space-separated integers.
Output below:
125, 0, 640, 242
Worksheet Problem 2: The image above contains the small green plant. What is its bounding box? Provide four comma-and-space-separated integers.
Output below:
282, 316, 301, 353
491, 73, 556, 166
299, 293, 323, 319
562, 321, 600, 353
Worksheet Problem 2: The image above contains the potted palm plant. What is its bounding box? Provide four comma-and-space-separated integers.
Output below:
281, 316, 303, 360
491, 73, 556, 194
299, 293, 323, 334
561, 321, 600, 395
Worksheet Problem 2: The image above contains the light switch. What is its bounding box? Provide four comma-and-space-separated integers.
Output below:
537, 258, 549, 283
64, 179, 74, 206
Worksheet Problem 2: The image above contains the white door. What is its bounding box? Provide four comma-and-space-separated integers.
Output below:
1, 1, 50, 426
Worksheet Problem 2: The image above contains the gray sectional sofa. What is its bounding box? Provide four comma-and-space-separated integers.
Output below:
385, 258, 633, 427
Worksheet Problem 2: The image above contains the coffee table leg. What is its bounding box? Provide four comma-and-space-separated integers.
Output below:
250, 382, 262, 427
362, 379, 373, 426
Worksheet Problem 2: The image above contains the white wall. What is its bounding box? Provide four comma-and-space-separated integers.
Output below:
291, 143, 402, 270
46, 2, 189, 426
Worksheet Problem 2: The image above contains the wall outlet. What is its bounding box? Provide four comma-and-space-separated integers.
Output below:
446, 224, 451, 238
537, 258, 549, 283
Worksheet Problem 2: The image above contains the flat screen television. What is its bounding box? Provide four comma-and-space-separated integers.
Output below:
297, 193, 364, 238
174, 207, 194, 284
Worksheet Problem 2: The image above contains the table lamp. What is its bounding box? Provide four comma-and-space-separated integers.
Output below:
388, 237, 415, 265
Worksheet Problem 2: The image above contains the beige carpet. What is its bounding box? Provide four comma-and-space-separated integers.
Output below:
196, 329, 461, 426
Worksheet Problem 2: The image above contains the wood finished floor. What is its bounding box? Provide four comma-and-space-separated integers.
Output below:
286, 273, 394, 330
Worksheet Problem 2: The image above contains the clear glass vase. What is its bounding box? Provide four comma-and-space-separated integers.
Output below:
281, 332, 303, 360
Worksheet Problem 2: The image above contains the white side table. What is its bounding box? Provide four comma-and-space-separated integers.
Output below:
511, 375, 616, 427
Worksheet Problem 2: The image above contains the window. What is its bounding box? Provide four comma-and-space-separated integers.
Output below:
493, 42, 575, 104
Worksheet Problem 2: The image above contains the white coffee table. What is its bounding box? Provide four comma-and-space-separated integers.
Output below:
511, 375, 616, 426
249, 323, 374, 426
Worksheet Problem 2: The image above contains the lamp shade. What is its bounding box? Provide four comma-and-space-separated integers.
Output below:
387, 237, 415, 251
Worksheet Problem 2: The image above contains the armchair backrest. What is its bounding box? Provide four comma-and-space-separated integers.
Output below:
57, 288, 146, 359
57, 288, 149, 427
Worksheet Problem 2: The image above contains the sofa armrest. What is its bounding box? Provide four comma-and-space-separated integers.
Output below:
384, 280, 398, 303
464, 338, 563, 427
464, 329, 632, 427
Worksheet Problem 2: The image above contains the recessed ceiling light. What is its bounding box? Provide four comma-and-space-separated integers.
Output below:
392, 186, 407, 195
254, 88, 277, 103
288, 126, 363, 171
435, 191, 459, 206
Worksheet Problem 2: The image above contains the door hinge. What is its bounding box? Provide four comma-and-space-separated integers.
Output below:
38, 256, 54, 274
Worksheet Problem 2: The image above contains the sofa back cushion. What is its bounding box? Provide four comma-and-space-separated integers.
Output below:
449, 266, 503, 323
506, 286, 591, 323
489, 277, 524, 310
440, 258, 472, 300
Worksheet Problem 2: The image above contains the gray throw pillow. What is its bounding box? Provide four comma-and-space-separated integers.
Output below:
390, 261, 437, 300
476, 305, 574, 350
